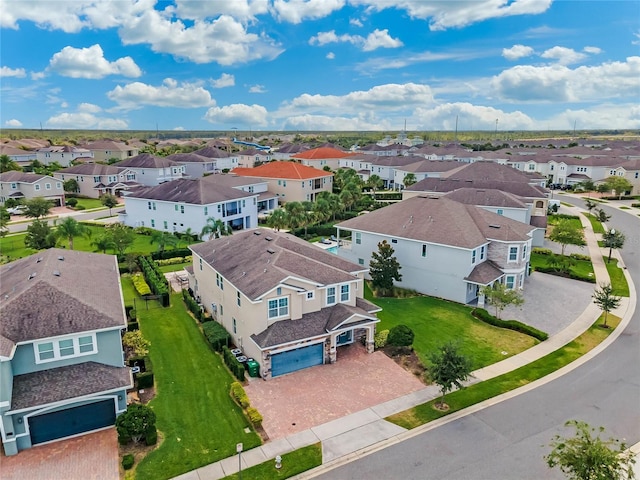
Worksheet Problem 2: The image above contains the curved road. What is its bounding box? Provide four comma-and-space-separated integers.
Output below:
318, 200, 640, 479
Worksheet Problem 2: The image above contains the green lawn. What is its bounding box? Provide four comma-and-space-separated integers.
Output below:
547, 214, 583, 230
365, 284, 537, 370
70, 197, 107, 210
134, 293, 261, 480
603, 257, 630, 297
221, 443, 322, 480
157, 261, 192, 273
530, 252, 595, 282
582, 212, 606, 234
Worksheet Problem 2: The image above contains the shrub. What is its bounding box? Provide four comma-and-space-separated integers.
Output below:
118, 433, 132, 445
132, 274, 152, 296
136, 371, 155, 389
127, 321, 139, 332
182, 289, 205, 322
230, 381, 250, 408
144, 425, 158, 446
387, 324, 414, 347
532, 247, 553, 255
66, 198, 78, 208
123, 330, 150, 357
151, 248, 192, 260
374, 329, 389, 349
156, 256, 192, 266
122, 454, 135, 470
75, 205, 86, 210
202, 321, 231, 351
222, 346, 245, 381
246, 407, 263, 428
115, 404, 156, 444
472, 308, 548, 341
569, 253, 591, 261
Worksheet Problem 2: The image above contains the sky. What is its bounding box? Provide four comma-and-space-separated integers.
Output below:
1, 0, 639, 132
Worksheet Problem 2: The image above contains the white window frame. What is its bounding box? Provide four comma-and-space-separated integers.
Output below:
522, 244, 527, 260
508, 246, 518, 262
480, 245, 486, 260
34, 333, 97, 364
326, 286, 336, 305
34, 184, 41, 191
340, 284, 350, 302
237, 291, 241, 307
505, 275, 516, 289
306, 291, 315, 301
355, 232, 361, 245
267, 296, 289, 319
472, 249, 476, 264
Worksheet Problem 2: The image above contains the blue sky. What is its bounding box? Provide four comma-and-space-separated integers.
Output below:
1, 0, 639, 132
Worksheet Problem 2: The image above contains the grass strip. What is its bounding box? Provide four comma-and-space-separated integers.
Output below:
387, 314, 620, 429
582, 212, 606, 234
221, 443, 322, 480
602, 257, 630, 297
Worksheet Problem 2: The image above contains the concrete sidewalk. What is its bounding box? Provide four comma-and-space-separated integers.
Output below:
174, 203, 635, 480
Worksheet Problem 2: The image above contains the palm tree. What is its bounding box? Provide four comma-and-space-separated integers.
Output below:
318, 192, 343, 221
0, 154, 21, 173
54, 217, 91, 250
284, 201, 306, 230
150, 231, 179, 252
91, 233, 116, 253
267, 208, 288, 231
200, 218, 232, 240
367, 174, 383, 195
313, 198, 332, 224
403, 173, 417, 188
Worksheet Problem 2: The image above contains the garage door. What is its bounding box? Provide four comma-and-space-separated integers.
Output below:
29, 400, 116, 445
271, 343, 324, 377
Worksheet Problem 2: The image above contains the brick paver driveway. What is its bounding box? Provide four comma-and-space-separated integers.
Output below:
244, 343, 425, 440
1, 428, 119, 480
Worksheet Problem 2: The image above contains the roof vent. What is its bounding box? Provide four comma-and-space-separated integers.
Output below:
36, 257, 43, 263
53, 270, 61, 277
253, 231, 262, 235
58, 256, 64, 261
28, 272, 37, 280
265, 236, 273, 241
267, 248, 275, 254
489, 224, 501, 229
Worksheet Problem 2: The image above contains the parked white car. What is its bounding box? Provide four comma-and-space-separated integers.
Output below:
6, 205, 27, 215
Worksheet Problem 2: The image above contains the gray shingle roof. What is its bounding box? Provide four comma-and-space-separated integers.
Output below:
337, 196, 534, 249
407, 177, 547, 199
190, 229, 364, 300
56, 163, 121, 175
125, 178, 253, 204
441, 161, 538, 183
192, 146, 234, 158
442, 188, 527, 208
114, 153, 180, 169
166, 152, 213, 163
464, 260, 504, 285
0, 249, 126, 357
11, 362, 132, 411
0, 171, 48, 183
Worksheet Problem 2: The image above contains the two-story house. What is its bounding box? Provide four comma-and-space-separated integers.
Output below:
166, 152, 218, 178
119, 177, 259, 233
0, 172, 65, 207
0, 249, 132, 456
188, 229, 380, 379
53, 164, 139, 198
191, 146, 240, 172
113, 154, 185, 186
201, 174, 278, 214
81, 140, 140, 162
232, 162, 333, 203
336, 196, 534, 306
291, 147, 355, 171
36, 146, 93, 167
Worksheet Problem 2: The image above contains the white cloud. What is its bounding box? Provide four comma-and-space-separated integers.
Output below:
633, 31, 640, 46
31, 71, 46, 80
210, 73, 235, 88
48, 44, 142, 79
107, 78, 215, 109
0, 66, 26, 78
540, 46, 586, 65
46, 112, 128, 129
413, 102, 534, 130
351, 0, 553, 30
78, 102, 102, 113
545, 103, 640, 129
5, 119, 23, 127
310, 30, 357, 46
355, 49, 484, 73
583, 46, 602, 55
350, 18, 363, 27
249, 84, 267, 93
173, 126, 186, 131
492, 56, 640, 102
362, 29, 403, 51
326, 52, 335, 60
281, 113, 391, 131
204, 103, 268, 126
272, 0, 345, 24
169, 0, 269, 21
502, 44, 534, 61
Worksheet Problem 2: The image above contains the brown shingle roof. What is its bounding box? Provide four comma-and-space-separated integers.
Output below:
114, 153, 180, 169
191, 146, 234, 158
464, 261, 504, 285
126, 178, 253, 204
442, 188, 527, 208
0, 171, 48, 183
56, 163, 121, 175
292, 147, 355, 160
407, 177, 547, 199
166, 152, 213, 163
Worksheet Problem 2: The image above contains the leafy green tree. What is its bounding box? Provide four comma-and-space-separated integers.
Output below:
595, 208, 611, 224
549, 219, 586, 256
54, 217, 91, 250
369, 240, 402, 296
0, 154, 21, 173
603, 176, 633, 200
481, 281, 525, 319
596, 183, 609, 194
150, 230, 178, 252
387, 325, 414, 347
24, 219, 56, 250
101, 194, 119, 215
313, 198, 332, 224
91, 233, 116, 253
115, 404, 156, 444
266, 208, 288, 231
578, 179, 596, 193
602, 229, 625, 263
366, 174, 383, 194
592, 282, 621, 328
63, 179, 80, 193
104, 223, 135, 256
200, 217, 231, 240
0, 207, 9, 237
428, 342, 472, 408
402, 172, 417, 188
584, 198, 597, 215
23, 197, 53, 219
545, 420, 636, 480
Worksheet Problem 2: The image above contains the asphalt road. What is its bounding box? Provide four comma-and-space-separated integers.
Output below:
6, 206, 124, 233
317, 200, 640, 480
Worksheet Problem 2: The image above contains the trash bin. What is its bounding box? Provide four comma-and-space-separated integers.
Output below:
247, 360, 260, 378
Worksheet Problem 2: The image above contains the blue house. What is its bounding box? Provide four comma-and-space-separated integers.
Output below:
0, 249, 132, 456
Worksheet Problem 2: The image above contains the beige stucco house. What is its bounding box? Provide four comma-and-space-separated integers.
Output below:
0, 172, 65, 206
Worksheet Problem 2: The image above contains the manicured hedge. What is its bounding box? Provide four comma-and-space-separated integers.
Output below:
533, 265, 596, 283
136, 371, 154, 389
127, 321, 139, 332
144, 425, 158, 446
122, 454, 135, 470
202, 321, 231, 352
151, 248, 192, 260
246, 407, 263, 428
230, 382, 250, 408
222, 346, 245, 381
182, 289, 205, 322
472, 308, 549, 341
137, 256, 170, 306
132, 273, 152, 296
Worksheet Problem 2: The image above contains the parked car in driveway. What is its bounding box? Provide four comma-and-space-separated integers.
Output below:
6, 205, 27, 215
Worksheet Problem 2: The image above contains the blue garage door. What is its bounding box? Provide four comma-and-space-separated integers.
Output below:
29, 400, 116, 445
271, 343, 324, 377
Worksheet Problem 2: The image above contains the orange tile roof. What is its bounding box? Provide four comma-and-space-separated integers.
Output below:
232, 161, 333, 180
292, 147, 357, 160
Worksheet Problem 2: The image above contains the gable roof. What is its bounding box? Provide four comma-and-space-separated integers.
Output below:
114, 153, 180, 169
442, 188, 528, 208
0, 249, 126, 357
191, 146, 234, 158
0, 171, 49, 183
56, 163, 121, 175
292, 147, 355, 160
166, 152, 214, 163
396, 159, 465, 173
407, 177, 548, 199
336, 196, 534, 249
190, 229, 363, 300
125, 178, 253, 204
82, 140, 133, 151
232, 161, 333, 180
441, 160, 538, 183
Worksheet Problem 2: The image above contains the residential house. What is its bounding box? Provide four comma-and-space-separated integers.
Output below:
201, 174, 278, 214
272, 143, 310, 160
119, 177, 259, 233
191, 146, 240, 172
336, 196, 534, 305
114, 154, 185, 186
188, 229, 380, 379
392, 160, 465, 189
166, 152, 218, 178
291, 147, 356, 171
54, 164, 139, 198
81, 140, 140, 162
237, 148, 273, 168
0, 145, 37, 167
36, 146, 93, 167
0, 249, 132, 455
0, 172, 65, 206
232, 162, 333, 203
617, 158, 640, 195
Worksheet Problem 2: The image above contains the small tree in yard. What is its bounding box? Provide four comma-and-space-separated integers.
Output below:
23, 197, 53, 219
549, 219, 586, 256
584, 198, 597, 215
115, 404, 156, 444
595, 208, 611, 224
122, 330, 150, 358
545, 420, 635, 480
101, 194, 119, 215
592, 283, 621, 328
369, 240, 402, 296
428, 342, 472, 409
602, 228, 625, 263
481, 282, 524, 319
24, 219, 56, 250
603, 176, 633, 200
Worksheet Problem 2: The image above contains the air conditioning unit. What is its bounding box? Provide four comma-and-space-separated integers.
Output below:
131, 366, 141, 374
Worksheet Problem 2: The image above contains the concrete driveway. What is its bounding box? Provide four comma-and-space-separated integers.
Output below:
244, 343, 424, 441
0, 428, 119, 480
